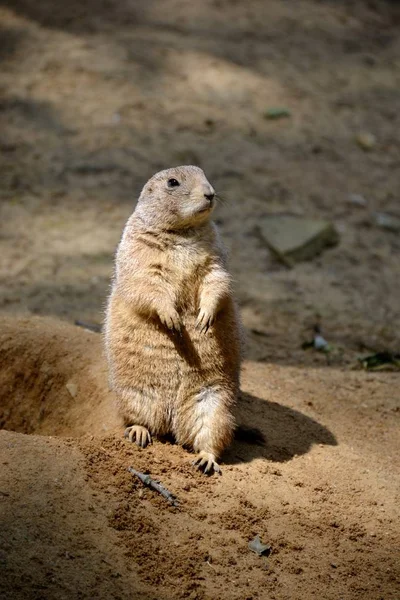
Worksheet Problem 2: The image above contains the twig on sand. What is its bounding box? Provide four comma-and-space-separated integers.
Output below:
128, 467, 179, 507
74, 320, 102, 333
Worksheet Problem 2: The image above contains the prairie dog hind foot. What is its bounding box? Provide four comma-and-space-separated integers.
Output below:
192, 451, 221, 475
124, 425, 152, 448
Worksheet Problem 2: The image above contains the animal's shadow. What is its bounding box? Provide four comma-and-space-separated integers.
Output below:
223, 391, 337, 465
162, 330, 337, 465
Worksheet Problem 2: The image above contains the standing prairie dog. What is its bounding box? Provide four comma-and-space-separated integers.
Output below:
105, 165, 241, 474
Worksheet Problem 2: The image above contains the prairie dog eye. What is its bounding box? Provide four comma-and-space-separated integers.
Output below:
167, 178, 180, 188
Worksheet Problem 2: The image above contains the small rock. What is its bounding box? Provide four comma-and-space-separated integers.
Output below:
314, 334, 329, 351
363, 55, 376, 67
65, 382, 78, 398
259, 214, 339, 266
302, 330, 331, 353
348, 193, 367, 207
264, 107, 291, 120
374, 212, 400, 232
355, 132, 376, 151
248, 535, 272, 557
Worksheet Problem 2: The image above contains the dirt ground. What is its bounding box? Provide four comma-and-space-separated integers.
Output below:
0, 1, 399, 599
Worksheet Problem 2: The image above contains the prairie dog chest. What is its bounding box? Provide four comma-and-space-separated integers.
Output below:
167, 239, 214, 298
173, 238, 209, 267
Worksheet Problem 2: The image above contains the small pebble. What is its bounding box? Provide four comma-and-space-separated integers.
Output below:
355, 132, 376, 151
65, 382, 78, 398
374, 212, 400, 232
264, 107, 291, 120
348, 193, 367, 207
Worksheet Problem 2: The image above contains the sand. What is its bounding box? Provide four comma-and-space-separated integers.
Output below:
0, 1, 399, 598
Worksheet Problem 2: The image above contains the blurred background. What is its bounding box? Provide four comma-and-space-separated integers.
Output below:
1, 0, 400, 366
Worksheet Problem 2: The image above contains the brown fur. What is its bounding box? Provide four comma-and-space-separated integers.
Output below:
104, 165, 241, 473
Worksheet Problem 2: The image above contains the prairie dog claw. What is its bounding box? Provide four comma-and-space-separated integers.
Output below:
124, 425, 152, 448
195, 309, 214, 333
158, 308, 181, 332
192, 451, 221, 475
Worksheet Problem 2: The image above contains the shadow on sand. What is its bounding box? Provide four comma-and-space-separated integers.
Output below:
223, 390, 337, 465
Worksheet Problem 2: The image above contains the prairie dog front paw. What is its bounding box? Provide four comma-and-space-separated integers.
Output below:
196, 306, 216, 333
157, 306, 181, 332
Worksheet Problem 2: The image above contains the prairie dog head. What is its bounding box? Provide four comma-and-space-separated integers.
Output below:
135, 165, 216, 230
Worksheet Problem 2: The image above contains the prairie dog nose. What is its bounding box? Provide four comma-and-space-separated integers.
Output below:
202, 183, 215, 201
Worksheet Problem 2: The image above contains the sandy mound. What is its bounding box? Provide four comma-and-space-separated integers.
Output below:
0, 316, 122, 437
0, 316, 399, 599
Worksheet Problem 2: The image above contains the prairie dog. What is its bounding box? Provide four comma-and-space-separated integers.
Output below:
105, 165, 241, 474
